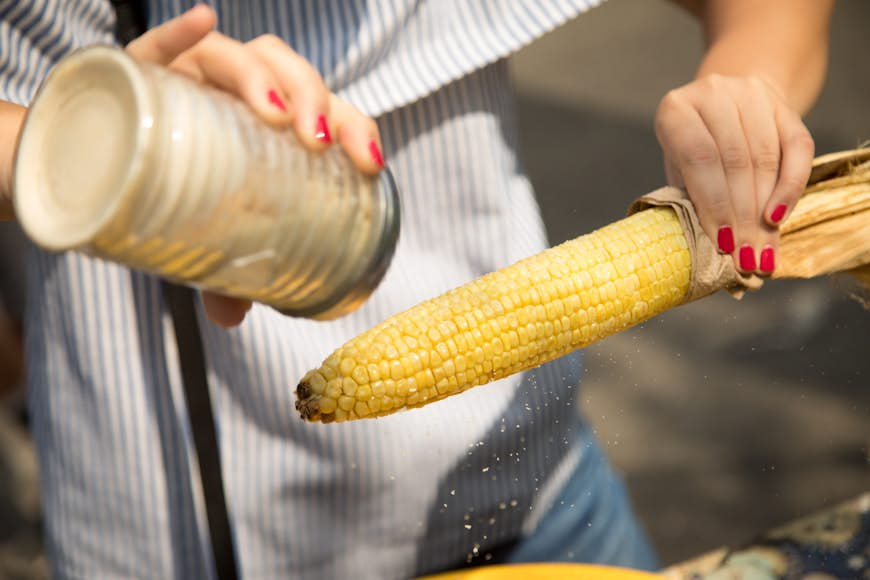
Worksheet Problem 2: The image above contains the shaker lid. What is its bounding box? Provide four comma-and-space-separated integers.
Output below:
14, 46, 151, 250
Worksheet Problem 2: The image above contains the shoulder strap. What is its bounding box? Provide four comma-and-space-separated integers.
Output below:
163, 282, 239, 580
109, 0, 149, 45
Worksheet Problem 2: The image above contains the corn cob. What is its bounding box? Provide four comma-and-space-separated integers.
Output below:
296, 206, 691, 422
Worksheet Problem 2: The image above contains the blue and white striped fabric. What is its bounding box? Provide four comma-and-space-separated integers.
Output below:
2, 1, 658, 578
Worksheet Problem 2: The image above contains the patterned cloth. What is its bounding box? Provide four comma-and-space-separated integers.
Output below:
664, 493, 870, 579
1, 1, 659, 578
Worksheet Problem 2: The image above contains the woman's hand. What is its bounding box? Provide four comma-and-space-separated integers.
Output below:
127, 5, 385, 327
654, 73, 815, 277
0, 102, 27, 220
657, 0, 833, 277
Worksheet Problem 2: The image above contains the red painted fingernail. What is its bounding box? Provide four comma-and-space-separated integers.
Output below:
739, 245, 756, 271
369, 140, 385, 168
760, 247, 775, 273
770, 204, 787, 224
267, 89, 287, 112
315, 114, 331, 143
717, 226, 735, 254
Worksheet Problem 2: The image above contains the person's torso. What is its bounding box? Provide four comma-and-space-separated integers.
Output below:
4, 1, 600, 577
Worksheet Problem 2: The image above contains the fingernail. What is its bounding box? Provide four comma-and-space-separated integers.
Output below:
369, 140, 385, 168
315, 114, 331, 143
739, 245, 756, 271
760, 246, 775, 273
717, 226, 735, 254
770, 204, 787, 224
267, 89, 287, 112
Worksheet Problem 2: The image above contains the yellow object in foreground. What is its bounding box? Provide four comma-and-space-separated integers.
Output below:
296, 207, 690, 422
416, 563, 661, 580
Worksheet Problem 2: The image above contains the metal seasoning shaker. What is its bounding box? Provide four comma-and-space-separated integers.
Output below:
13, 46, 399, 320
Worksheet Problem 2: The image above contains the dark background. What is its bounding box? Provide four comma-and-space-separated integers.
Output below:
1, 0, 868, 576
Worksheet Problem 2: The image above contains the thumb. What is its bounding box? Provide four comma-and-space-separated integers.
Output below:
126, 3, 217, 64
202, 292, 253, 328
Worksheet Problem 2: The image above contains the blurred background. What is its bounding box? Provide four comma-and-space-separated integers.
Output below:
1, 0, 868, 577
512, 0, 870, 567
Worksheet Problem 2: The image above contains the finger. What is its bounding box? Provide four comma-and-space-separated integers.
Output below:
732, 79, 781, 231
691, 86, 760, 273
173, 32, 293, 126
655, 92, 736, 258
663, 157, 684, 189
330, 95, 385, 175
757, 237, 778, 277
764, 105, 814, 228
247, 35, 333, 150
757, 203, 780, 278
126, 4, 216, 64
202, 292, 253, 327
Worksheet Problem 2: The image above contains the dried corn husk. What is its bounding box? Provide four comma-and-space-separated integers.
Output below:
776, 147, 870, 281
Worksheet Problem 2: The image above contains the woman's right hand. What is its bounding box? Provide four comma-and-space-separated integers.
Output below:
125, 4, 385, 327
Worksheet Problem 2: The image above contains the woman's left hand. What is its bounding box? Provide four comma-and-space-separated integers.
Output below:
654, 73, 815, 276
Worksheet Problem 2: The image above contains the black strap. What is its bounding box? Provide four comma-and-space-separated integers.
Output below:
108, 2, 239, 576
163, 283, 239, 580
109, 0, 149, 45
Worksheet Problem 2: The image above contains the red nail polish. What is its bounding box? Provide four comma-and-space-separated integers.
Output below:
760, 247, 775, 273
717, 226, 735, 254
739, 245, 756, 271
770, 204, 787, 224
267, 89, 287, 112
315, 114, 331, 143
369, 140, 385, 168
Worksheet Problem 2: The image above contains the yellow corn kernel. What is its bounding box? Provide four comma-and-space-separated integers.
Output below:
296, 207, 691, 423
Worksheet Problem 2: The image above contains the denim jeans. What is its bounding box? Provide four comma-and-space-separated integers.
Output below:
505, 426, 660, 571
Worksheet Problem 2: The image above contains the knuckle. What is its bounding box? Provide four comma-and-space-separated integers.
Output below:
704, 195, 732, 219
762, 233, 779, 247
252, 33, 285, 50
747, 75, 765, 89
736, 217, 757, 235
680, 142, 720, 168
702, 73, 726, 90
656, 89, 686, 118
778, 174, 809, 195
687, 189, 730, 220
661, 88, 682, 104
752, 149, 781, 173
720, 146, 751, 171
748, 75, 770, 95
788, 129, 815, 154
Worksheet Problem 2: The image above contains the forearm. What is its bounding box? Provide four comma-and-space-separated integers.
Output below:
0, 101, 27, 220
693, 0, 834, 115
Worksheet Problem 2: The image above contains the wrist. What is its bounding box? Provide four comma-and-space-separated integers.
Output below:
694, 31, 827, 116
0, 102, 26, 220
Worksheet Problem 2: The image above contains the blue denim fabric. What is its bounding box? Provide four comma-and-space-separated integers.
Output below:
505, 427, 660, 571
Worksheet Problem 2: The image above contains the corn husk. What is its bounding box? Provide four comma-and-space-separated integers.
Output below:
776, 148, 870, 282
